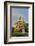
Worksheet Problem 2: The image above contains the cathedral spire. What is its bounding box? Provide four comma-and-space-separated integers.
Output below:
19, 16, 22, 20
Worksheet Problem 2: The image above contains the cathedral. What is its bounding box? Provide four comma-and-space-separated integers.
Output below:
14, 16, 25, 33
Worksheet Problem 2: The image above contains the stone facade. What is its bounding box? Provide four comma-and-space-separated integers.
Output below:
15, 16, 25, 33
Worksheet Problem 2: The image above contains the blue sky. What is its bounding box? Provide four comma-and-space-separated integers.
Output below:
11, 8, 29, 26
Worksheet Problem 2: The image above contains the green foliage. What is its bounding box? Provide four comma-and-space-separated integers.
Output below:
23, 20, 28, 33
14, 27, 19, 32
24, 23, 28, 32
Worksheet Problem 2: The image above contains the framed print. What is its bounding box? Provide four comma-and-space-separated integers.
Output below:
4, 1, 34, 44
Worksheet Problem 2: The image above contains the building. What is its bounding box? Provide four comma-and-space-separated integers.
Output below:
15, 16, 25, 33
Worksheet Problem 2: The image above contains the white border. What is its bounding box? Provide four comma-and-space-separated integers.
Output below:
7, 3, 32, 42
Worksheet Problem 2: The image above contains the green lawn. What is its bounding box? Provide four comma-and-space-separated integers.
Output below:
11, 32, 28, 37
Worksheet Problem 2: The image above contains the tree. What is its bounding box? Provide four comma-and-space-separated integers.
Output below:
23, 20, 28, 33
24, 23, 28, 32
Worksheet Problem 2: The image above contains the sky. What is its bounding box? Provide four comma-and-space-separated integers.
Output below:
11, 8, 29, 26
